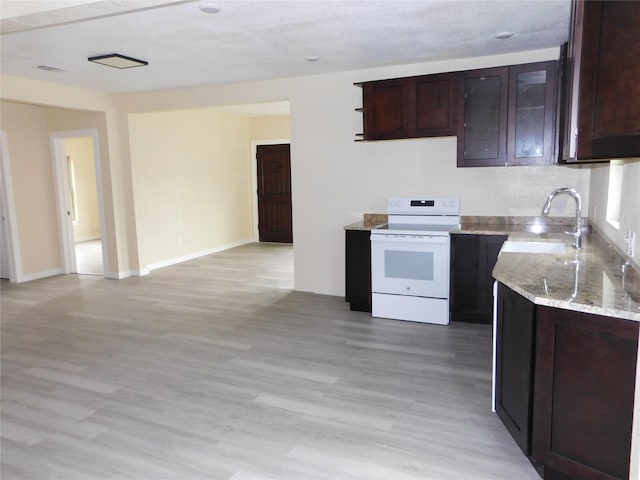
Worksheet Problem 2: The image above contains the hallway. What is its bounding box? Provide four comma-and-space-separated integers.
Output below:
75, 240, 103, 276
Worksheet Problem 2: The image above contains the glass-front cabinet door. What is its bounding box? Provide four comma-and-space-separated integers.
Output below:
457, 61, 558, 167
457, 67, 508, 167
507, 61, 558, 166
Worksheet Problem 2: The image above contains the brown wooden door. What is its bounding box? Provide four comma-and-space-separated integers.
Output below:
257, 144, 292, 243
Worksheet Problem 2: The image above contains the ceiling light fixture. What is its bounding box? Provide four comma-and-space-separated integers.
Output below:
494, 31, 514, 40
305, 56, 320, 62
199, 3, 221, 14
88, 53, 148, 69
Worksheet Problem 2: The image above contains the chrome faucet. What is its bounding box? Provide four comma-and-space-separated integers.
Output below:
541, 187, 583, 249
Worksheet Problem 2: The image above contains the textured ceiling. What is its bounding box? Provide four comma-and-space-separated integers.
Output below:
0, 0, 571, 94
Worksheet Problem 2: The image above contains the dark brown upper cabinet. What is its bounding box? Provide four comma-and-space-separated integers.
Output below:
412, 73, 457, 137
560, 0, 640, 162
457, 67, 509, 167
357, 73, 457, 141
362, 78, 410, 140
457, 61, 557, 167
508, 62, 558, 166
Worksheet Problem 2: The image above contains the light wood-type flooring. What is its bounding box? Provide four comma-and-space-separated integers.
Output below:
1, 243, 538, 480
75, 240, 104, 276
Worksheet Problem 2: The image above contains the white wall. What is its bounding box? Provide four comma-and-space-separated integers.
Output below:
128, 108, 254, 269
116, 47, 591, 296
250, 115, 290, 141
0, 101, 62, 276
588, 159, 640, 265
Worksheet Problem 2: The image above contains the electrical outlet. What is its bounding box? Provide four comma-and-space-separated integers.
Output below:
627, 230, 636, 258
177, 236, 182, 247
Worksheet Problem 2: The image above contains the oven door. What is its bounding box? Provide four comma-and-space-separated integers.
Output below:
370, 233, 450, 299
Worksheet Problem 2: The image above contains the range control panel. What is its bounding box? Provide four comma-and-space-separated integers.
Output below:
387, 198, 459, 216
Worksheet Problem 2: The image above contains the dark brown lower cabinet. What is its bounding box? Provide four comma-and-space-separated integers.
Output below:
495, 283, 639, 480
345, 229, 371, 312
532, 306, 639, 480
450, 234, 507, 324
495, 282, 536, 456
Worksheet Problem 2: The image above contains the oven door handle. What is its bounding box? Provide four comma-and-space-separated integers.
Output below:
370, 234, 449, 244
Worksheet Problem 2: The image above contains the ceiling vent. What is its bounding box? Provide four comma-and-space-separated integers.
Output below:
35, 65, 67, 73
88, 53, 148, 69
199, 3, 221, 14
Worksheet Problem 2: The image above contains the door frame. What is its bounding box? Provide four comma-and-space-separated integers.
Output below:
49, 129, 109, 276
251, 138, 290, 242
0, 130, 21, 282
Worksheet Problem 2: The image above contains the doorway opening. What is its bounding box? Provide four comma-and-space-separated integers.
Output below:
66, 139, 103, 275
0, 129, 19, 282
50, 130, 108, 277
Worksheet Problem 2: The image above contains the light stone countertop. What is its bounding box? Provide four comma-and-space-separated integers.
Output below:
492, 229, 640, 322
344, 213, 388, 231
452, 215, 582, 235
344, 221, 375, 231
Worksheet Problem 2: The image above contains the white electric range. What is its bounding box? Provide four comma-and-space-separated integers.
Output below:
370, 198, 460, 324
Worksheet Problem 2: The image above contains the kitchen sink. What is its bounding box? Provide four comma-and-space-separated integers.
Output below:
500, 240, 568, 255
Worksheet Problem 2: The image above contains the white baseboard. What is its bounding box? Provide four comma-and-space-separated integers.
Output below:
109, 269, 149, 279
16, 267, 64, 283
74, 235, 101, 243
107, 270, 128, 279
146, 239, 253, 272
43, 240, 254, 280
